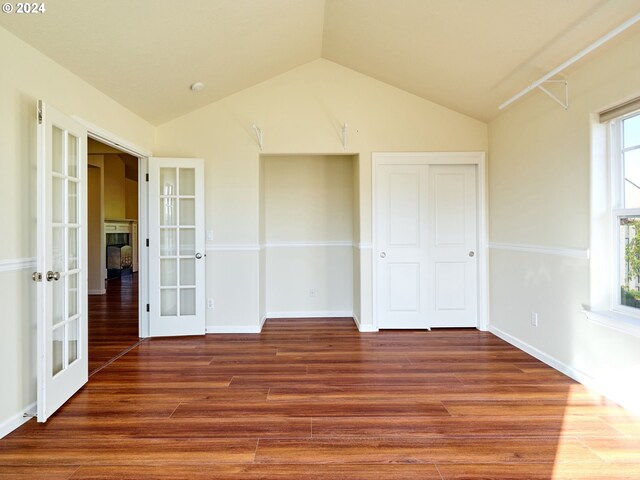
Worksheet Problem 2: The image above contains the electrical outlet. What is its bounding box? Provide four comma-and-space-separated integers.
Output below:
531, 312, 538, 327
207, 298, 215, 309
309, 288, 317, 298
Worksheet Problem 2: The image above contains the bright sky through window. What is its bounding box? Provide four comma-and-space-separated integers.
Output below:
623, 113, 640, 208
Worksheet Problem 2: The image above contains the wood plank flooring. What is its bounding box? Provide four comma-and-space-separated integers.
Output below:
88, 274, 139, 374
3, 318, 640, 479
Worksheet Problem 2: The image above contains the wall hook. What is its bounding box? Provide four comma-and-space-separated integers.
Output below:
342, 123, 348, 150
252, 124, 263, 151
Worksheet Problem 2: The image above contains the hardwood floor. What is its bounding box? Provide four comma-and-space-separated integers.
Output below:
88, 273, 140, 374
3, 318, 640, 479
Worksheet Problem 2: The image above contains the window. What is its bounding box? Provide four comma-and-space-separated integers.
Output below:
612, 111, 640, 314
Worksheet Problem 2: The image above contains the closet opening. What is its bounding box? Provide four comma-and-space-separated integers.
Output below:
259, 154, 359, 326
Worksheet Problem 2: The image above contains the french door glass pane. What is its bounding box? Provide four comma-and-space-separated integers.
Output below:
52, 177, 64, 224
52, 325, 64, 376
161, 198, 176, 225
52, 227, 65, 272
68, 273, 78, 317
67, 319, 79, 365
67, 134, 78, 178
160, 228, 177, 256
160, 259, 177, 286
179, 229, 196, 255
160, 168, 176, 195
180, 289, 196, 316
161, 289, 177, 316
52, 275, 64, 325
68, 181, 78, 223
52, 126, 64, 174
68, 228, 78, 270
179, 198, 195, 225
180, 259, 196, 285
179, 168, 195, 195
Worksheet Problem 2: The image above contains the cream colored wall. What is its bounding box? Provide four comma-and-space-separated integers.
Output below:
0, 26, 154, 434
155, 59, 487, 330
125, 178, 138, 220
263, 155, 354, 243
262, 155, 354, 315
104, 155, 126, 219
488, 28, 640, 411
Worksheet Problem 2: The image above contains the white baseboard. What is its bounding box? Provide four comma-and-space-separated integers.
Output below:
357, 324, 378, 332
266, 311, 354, 319
206, 325, 262, 334
352, 312, 360, 329
353, 313, 377, 332
0, 402, 36, 439
489, 325, 640, 415
88, 289, 106, 295
260, 315, 267, 330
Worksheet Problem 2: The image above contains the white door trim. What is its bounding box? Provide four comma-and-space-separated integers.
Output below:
371, 152, 489, 332
71, 116, 152, 338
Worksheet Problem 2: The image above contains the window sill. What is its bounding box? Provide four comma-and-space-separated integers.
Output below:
583, 308, 640, 338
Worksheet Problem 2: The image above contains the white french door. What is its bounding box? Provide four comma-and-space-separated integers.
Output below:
376, 164, 430, 329
35, 101, 88, 422
427, 165, 478, 327
148, 158, 206, 336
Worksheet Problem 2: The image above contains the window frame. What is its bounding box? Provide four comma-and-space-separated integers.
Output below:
609, 111, 640, 318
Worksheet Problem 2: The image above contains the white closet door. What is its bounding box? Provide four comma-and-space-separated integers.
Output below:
36, 101, 88, 422
148, 158, 206, 336
427, 164, 478, 327
376, 164, 430, 329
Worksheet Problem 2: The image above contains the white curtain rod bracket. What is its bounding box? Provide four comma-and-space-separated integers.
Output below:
499, 11, 640, 111
537, 79, 569, 110
252, 124, 263, 151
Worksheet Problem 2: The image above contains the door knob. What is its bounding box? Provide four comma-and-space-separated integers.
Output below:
468, 251, 475, 257
380, 252, 386, 258
46, 271, 61, 282
195, 253, 203, 259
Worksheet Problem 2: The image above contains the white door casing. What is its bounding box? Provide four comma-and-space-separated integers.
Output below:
427, 165, 477, 327
36, 101, 88, 422
376, 164, 430, 329
373, 153, 485, 331
148, 157, 206, 336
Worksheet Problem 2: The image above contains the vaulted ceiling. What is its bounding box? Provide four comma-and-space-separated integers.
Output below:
2, 0, 639, 125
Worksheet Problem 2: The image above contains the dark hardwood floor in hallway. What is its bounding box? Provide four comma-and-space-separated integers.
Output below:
88, 273, 140, 374
2, 318, 640, 479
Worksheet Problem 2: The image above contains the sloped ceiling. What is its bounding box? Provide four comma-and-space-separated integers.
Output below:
1, 0, 639, 124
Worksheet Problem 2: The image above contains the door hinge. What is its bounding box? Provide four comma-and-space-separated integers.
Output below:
146, 304, 150, 312
145, 173, 149, 182
146, 238, 149, 247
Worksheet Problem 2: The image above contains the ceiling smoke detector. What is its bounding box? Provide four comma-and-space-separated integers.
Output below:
190, 82, 205, 92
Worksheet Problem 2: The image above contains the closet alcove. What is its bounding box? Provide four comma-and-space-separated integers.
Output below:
258, 154, 359, 321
